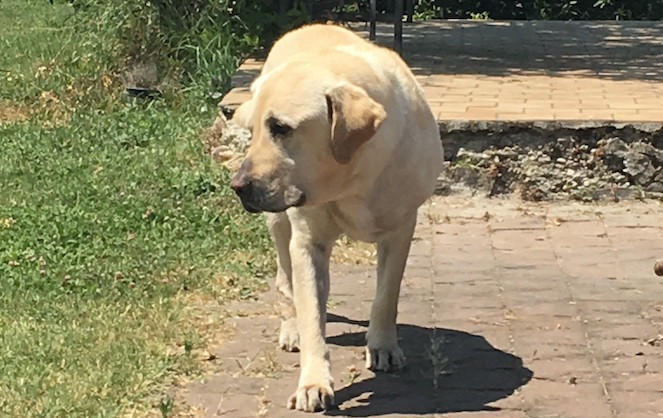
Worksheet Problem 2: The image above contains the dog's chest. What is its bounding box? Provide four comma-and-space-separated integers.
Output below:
326, 200, 385, 243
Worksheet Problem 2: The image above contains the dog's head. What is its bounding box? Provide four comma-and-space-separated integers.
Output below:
230, 65, 386, 213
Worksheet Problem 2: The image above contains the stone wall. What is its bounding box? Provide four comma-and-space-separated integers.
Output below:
438, 122, 663, 201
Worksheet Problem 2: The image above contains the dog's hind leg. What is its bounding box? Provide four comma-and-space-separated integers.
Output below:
267, 212, 300, 352
366, 212, 417, 372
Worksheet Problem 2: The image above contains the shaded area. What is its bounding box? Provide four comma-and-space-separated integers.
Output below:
228, 21, 663, 90
325, 314, 532, 416
364, 21, 663, 81
230, 68, 260, 89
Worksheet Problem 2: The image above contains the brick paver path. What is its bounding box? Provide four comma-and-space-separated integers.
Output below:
185, 196, 663, 417
221, 21, 663, 122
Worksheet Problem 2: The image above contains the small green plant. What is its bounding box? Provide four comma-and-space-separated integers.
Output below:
343, 2, 360, 13
427, 333, 451, 390
159, 394, 175, 418
451, 155, 477, 169
469, 11, 491, 20
413, 0, 444, 20
632, 184, 646, 199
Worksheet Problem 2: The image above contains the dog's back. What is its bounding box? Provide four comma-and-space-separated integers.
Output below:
262, 24, 367, 74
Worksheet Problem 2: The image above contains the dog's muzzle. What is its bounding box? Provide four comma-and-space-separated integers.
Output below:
230, 163, 306, 213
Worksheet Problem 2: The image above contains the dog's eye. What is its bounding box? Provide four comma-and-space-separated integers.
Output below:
268, 119, 292, 137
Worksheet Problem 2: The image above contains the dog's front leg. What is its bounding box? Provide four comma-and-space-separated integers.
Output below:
366, 212, 417, 372
286, 209, 338, 412
266, 212, 300, 352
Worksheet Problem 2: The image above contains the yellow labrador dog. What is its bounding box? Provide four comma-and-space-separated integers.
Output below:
229, 24, 443, 412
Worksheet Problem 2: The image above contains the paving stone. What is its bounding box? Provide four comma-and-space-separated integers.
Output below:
599, 356, 663, 379
520, 380, 613, 418
220, 21, 663, 123
526, 357, 597, 382
183, 196, 663, 417
611, 391, 663, 415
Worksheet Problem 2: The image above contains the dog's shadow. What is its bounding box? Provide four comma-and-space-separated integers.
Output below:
325, 314, 533, 416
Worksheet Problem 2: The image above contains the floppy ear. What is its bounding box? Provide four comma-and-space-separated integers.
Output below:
325, 83, 387, 164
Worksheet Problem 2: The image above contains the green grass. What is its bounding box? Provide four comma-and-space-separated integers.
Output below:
0, 106, 273, 417
0, 1, 272, 417
0, 1, 122, 111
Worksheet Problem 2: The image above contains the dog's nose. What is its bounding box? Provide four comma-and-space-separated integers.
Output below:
230, 173, 252, 197
230, 159, 255, 197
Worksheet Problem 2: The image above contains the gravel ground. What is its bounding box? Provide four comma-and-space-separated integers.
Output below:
439, 135, 663, 202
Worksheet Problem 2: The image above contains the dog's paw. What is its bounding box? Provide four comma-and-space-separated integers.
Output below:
365, 344, 405, 372
286, 382, 335, 412
278, 318, 300, 352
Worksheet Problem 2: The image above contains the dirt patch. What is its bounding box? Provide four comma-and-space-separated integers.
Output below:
0, 100, 28, 124
1, 92, 74, 127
